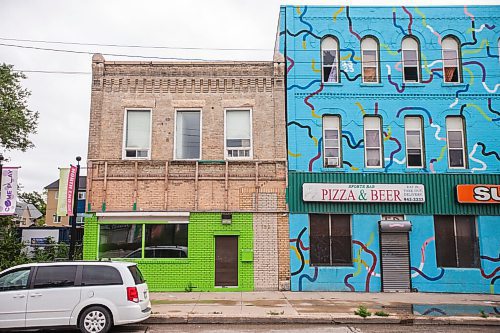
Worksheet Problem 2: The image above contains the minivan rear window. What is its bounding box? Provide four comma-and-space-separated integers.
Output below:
34, 266, 77, 289
82, 265, 123, 286
128, 265, 145, 285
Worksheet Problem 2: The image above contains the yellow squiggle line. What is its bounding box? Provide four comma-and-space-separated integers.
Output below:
296, 7, 301, 15
381, 43, 399, 56
288, 150, 302, 157
302, 40, 307, 50
354, 56, 361, 61
340, 54, 351, 61
464, 103, 492, 122
436, 145, 447, 162
333, 7, 345, 22
384, 126, 392, 141
366, 232, 375, 247
350, 165, 360, 171
311, 59, 321, 73
414, 7, 427, 27
355, 102, 366, 115
311, 109, 321, 119
353, 232, 375, 278
463, 39, 489, 55
421, 53, 432, 75
463, 67, 474, 86
312, 136, 319, 147
290, 245, 309, 264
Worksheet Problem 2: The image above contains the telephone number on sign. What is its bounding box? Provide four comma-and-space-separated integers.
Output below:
403, 197, 424, 202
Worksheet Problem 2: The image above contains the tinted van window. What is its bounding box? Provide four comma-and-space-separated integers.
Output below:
128, 265, 145, 285
81, 265, 123, 286
34, 266, 77, 289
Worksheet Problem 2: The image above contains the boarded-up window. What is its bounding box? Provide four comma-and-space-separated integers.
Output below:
310, 214, 352, 266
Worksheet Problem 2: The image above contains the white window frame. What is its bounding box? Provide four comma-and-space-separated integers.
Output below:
122, 108, 152, 160
53, 214, 61, 223
442, 36, 461, 83
405, 116, 425, 168
173, 109, 203, 161
363, 116, 383, 168
402, 37, 421, 83
446, 116, 467, 169
54, 191, 58, 199
361, 37, 379, 83
323, 116, 342, 168
321, 37, 340, 84
78, 191, 86, 200
224, 108, 253, 160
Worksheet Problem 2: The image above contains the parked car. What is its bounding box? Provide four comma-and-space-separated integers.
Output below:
0, 261, 151, 333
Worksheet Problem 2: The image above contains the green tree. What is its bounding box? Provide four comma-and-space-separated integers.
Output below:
19, 190, 46, 216
0, 216, 29, 271
0, 64, 39, 151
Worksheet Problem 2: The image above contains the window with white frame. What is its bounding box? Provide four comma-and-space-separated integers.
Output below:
124, 110, 151, 159
321, 37, 339, 83
78, 191, 86, 200
402, 37, 421, 83
442, 37, 461, 83
446, 117, 467, 168
361, 37, 379, 83
364, 116, 383, 168
225, 109, 252, 158
323, 116, 342, 168
53, 214, 61, 223
54, 191, 58, 199
175, 110, 201, 160
405, 116, 425, 168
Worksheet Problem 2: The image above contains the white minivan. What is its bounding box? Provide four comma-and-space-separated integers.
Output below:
0, 261, 151, 333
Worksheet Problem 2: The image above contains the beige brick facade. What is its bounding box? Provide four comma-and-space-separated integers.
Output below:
87, 55, 289, 289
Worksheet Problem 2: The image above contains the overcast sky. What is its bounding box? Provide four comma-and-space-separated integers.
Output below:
0, 0, 498, 193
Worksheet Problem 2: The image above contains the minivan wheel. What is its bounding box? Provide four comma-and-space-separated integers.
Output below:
79, 306, 112, 333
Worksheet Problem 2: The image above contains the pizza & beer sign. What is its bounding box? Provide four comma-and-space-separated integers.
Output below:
302, 183, 425, 203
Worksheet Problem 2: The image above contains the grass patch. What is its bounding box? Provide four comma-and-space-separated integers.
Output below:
354, 305, 372, 318
374, 310, 389, 317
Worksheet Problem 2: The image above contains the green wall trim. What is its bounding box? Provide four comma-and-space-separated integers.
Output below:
83, 212, 254, 292
288, 172, 500, 215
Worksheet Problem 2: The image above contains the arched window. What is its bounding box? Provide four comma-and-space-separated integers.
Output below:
402, 37, 421, 83
442, 36, 461, 83
361, 37, 379, 83
321, 37, 339, 83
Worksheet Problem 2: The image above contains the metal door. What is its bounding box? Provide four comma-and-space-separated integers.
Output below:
380, 232, 411, 292
215, 236, 238, 287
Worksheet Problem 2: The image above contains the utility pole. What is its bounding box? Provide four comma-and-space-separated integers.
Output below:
68, 156, 81, 260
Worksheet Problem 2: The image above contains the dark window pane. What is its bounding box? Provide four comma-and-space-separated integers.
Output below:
144, 224, 188, 258
323, 66, 338, 83
34, 266, 77, 289
330, 215, 352, 265
99, 224, 142, 258
434, 216, 457, 267
449, 149, 464, 167
323, 50, 336, 66
407, 151, 422, 167
455, 216, 479, 268
81, 265, 123, 286
128, 266, 145, 285
444, 67, 459, 82
404, 67, 419, 82
310, 214, 330, 265
0, 268, 31, 291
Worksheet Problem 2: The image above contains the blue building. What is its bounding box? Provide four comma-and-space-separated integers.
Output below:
276, 5, 500, 293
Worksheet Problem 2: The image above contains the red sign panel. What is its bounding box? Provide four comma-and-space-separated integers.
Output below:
456, 184, 500, 204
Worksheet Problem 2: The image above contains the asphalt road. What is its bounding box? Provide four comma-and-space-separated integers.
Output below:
28, 323, 497, 333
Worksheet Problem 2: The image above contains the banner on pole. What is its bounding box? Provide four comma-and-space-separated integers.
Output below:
0, 167, 19, 216
57, 166, 78, 216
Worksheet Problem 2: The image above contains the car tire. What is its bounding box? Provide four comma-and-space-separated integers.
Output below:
78, 306, 112, 333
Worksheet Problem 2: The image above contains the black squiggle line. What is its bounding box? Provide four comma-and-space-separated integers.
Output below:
291, 227, 307, 276
342, 134, 364, 149
488, 98, 500, 117
288, 121, 314, 139
462, 21, 478, 47
477, 142, 500, 161
286, 29, 321, 39
460, 104, 467, 117
340, 70, 362, 82
343, 160, 353, 167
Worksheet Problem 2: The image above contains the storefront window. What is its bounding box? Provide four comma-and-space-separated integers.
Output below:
310, 214, 352, 266
434, 215, 479, 268
99, 224, 142, 258
144, 224, 188, 258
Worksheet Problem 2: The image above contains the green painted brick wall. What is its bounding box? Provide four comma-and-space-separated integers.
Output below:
83, 212, 254, 292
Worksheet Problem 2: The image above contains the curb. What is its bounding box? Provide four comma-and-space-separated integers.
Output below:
146, 314, 500, 326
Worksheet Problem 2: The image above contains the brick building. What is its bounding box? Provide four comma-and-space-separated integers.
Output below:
83, 54, 289, 291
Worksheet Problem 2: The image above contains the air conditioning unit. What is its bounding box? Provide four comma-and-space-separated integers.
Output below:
326, 157, 339, 167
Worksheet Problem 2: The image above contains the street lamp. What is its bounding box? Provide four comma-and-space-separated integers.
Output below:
69, 156, 81, 261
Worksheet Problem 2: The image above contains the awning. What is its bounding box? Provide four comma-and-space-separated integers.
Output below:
379, 220, 412, 232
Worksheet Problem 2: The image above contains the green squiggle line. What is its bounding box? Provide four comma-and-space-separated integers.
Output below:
463, 67, 474, 86
421, 53, 432, 75
414, 7, 427, 27
463, 39, 489, 55
381, 43, 399, 56
465, 103, 492, 122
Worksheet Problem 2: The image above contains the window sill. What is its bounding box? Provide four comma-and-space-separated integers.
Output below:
362, 168, 385, 172
122, 157, 151, 161
405, 167, 427, 172
441, 82, 468, 88
319, 167, 348, 172
403, 83, 425, 87
360, 83, 383, 87
446, 168, 470, 173
322, 82, 343, 86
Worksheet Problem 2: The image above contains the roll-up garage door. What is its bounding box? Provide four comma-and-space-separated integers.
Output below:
380, 232, 411, 292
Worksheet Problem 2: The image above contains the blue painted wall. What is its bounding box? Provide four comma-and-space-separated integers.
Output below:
279, 5, 500, 294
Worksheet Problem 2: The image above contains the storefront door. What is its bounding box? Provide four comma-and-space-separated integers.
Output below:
379, 216, 411, 292
215, 236, 238, 287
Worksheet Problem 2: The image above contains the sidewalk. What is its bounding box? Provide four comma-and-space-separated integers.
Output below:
146, 291, 500, 326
